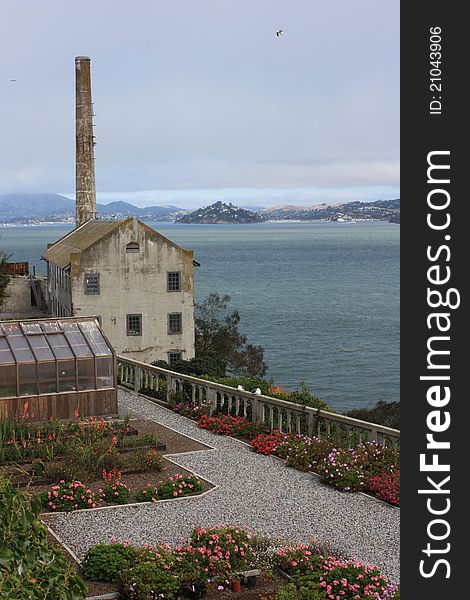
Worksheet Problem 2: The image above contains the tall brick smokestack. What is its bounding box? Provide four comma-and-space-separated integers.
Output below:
75, 56, 96, 227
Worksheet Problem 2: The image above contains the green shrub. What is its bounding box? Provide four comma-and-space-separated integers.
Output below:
100, 480, 130, 504
135, 485, 159, 503
345, 400, 400, 430
120, 549, 180, 600
44, 480, 98, 512
0, 477, 87, 599
275, 582, 325, 600
157, 474, 202, 500
190, 526, 254, 581
82, 543, 138, 582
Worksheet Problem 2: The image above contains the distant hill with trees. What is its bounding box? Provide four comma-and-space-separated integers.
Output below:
177, 201, 266, 224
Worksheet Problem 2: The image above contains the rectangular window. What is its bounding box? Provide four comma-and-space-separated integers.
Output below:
127, 314, 142, 336
167, 271, 181, 292
168, 313, 182, 334
84, 273, 100, 295
168, 352, 182, 364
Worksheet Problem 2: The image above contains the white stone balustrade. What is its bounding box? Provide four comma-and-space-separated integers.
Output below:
116, 356, 400, 449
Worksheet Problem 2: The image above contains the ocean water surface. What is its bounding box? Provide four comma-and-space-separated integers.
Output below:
0, 221, 399, 413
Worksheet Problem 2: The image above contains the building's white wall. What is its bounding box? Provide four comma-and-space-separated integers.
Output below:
69, 219, 195, 364
0, 277, 47, 320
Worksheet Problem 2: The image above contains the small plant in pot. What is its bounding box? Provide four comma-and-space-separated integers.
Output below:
230, 575, 241, 592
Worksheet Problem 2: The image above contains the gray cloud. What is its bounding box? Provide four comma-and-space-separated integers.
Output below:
0, 1, 399, 204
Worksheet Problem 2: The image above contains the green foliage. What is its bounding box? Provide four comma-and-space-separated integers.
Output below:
0, 477, 87, 599
345, 400, 400, 430
82, 543, 138, 583
120, 548, 180, 600
0, 250, 11, 307
275, 582, 325, 600
195, 292, 267, 377
282, 381, 330, 411
153, 354, 227, 378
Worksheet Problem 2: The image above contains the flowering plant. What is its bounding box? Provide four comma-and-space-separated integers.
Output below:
190, 525, 254, 581
251, 430, 286, 455
156, 473, 202, 500
135, 474, 203, 503
174, 402, 210, 421
99, 468, 130, 504
45, 480, 98, 511
316, 448, 366, 492
136, 448, 164, 471
275, 544, 325, 576
318, 557, 392, 600
198, 414, 264, 438
368, 470, 400, 506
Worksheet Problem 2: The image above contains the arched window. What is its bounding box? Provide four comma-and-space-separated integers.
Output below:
126, 242, 140, 253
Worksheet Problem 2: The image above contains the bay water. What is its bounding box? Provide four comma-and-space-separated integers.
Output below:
0, 221, 399, 413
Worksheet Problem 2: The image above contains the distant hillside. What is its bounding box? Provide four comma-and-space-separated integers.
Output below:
0, 193, 185, 223
0, 193, 75, 222
262, 198, 400, 222
177, 201, 266, 224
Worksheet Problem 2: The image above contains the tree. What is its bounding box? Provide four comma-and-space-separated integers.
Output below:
0, 250, 11, 307
195, 292, 267, 378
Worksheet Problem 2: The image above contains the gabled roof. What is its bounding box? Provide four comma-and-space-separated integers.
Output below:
42, 218, 194, 269
41, 219, 128, 268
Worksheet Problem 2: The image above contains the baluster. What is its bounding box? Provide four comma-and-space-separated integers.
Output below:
235, 397, 240, 417
269, 405, 274, 431
335, 423, 342, 446
134, 366, 141, 393
296, 414, 301, 434
191, 384, 196, 403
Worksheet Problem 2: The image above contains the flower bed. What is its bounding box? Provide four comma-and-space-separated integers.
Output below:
135, 473, 203, 502
79, 526, 399, 600
198, 414, 265, 439
250, 433, 400, 505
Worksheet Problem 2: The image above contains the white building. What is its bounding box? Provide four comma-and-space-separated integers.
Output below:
42, 217, 196, 365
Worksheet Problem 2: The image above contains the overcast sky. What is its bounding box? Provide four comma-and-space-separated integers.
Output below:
0, 0, 399, 209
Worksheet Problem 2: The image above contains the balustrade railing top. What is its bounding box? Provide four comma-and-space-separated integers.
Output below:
116, 355, 400, 448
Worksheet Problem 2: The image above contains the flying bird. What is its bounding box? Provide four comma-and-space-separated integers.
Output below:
276, 30, 284, 37
10, 79, 16, 82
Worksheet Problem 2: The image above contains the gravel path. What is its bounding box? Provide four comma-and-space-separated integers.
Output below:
43, 389, 400, 582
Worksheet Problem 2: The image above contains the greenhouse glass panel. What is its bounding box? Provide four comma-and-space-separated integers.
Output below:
96, 357, 113, 388
38, 362, 57, 394
77, 358, 95, 390
0, 338, 14, 364
18, 363, 37, 396
58, 360, 77, 392
3, 324, 34, 362
21, 323, 42, 334
81, 323, 112, 356
41, 322, 61, 333
29, 335, 55, 361
0, 364, 16, 398
47, 333, 74, 359
62, 324, 93, 358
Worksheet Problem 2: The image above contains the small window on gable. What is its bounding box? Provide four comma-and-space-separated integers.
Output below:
126, 242, 140, 253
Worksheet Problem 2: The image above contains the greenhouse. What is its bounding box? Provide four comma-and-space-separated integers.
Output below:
0, 317, 117, 420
